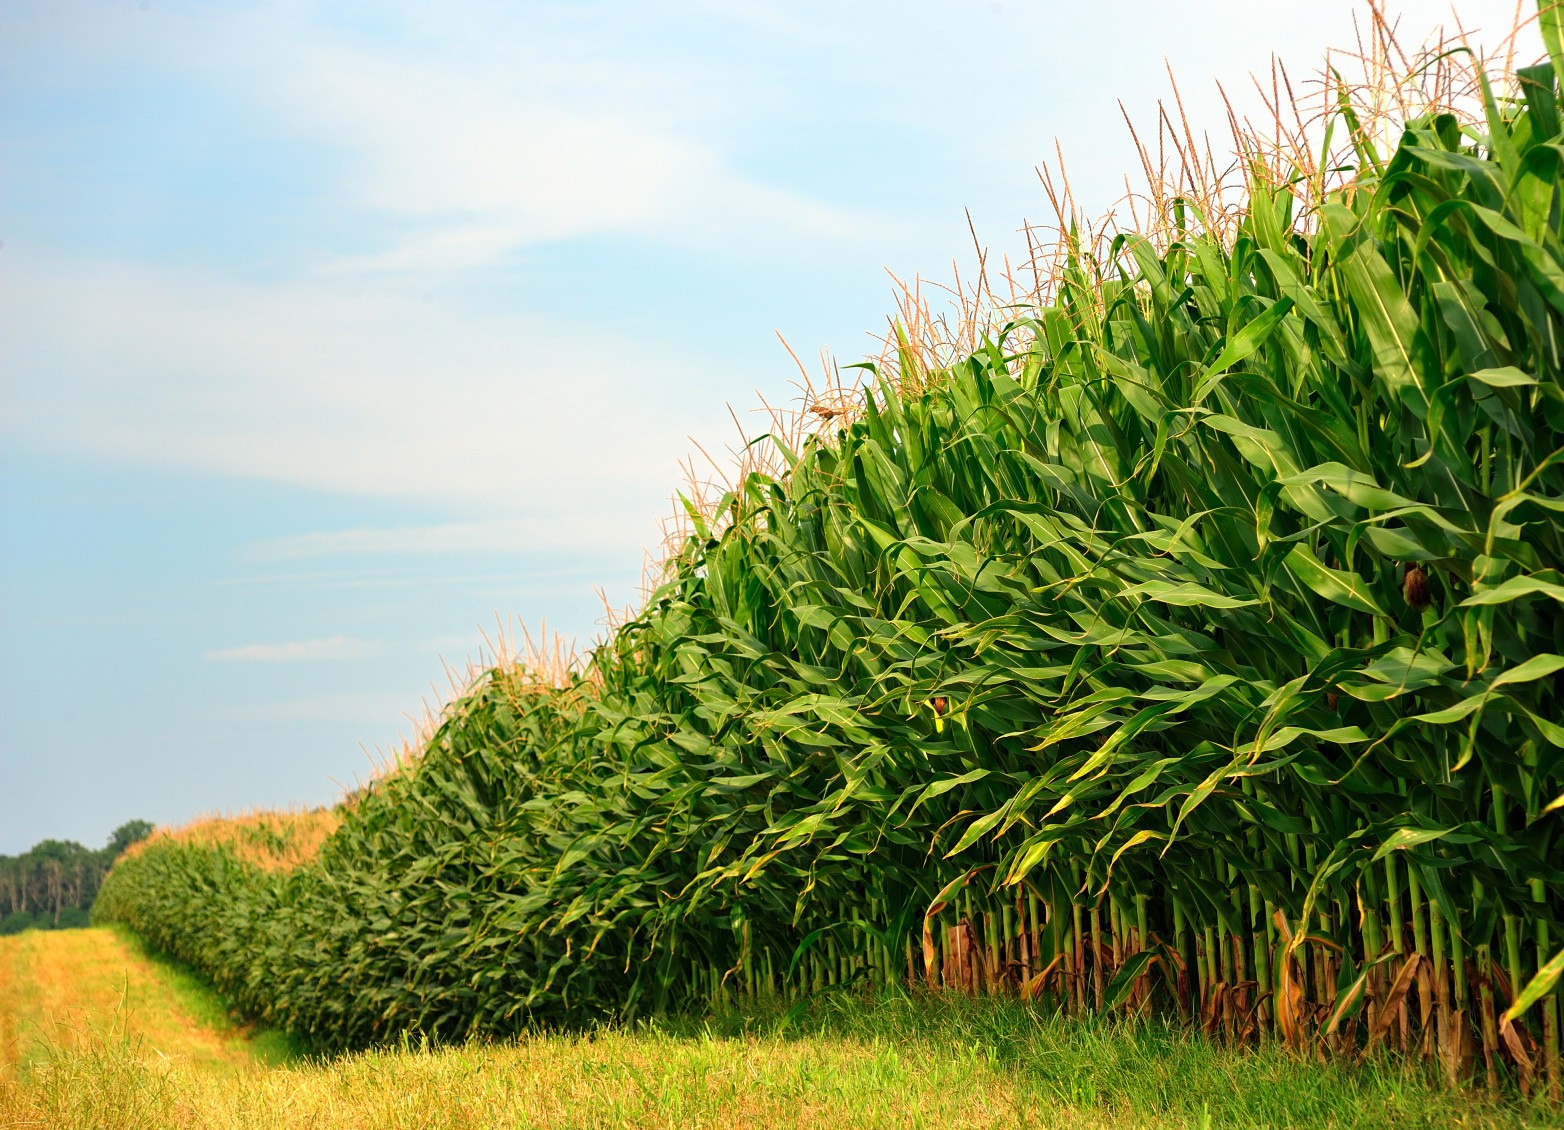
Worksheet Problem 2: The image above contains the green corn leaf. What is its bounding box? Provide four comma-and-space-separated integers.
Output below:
1190, 296, 1295, 403
1118, 580, 1260, 608
1372, 827, 1453, 862
1283, 544, 1388, 616
1329, 220, 1427, 411
1467, 366, 1538, 388
1102, 949, 1159, 1011
1491, 653, 1564, 690
1461, 575, 1564, 606
1501, 946, 1564, 1026
907, 769, 991, 818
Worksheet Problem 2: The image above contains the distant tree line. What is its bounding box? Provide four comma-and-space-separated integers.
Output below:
0, 821, 153, 935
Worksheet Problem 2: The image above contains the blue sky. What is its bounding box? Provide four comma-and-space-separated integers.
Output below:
0, 0, 1531, 853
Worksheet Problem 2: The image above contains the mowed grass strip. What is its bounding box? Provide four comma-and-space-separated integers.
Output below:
0, 926, 277, 1079
1, 989, 1548, 1129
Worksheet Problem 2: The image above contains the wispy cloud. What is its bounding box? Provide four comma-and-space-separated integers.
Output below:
196, 691, 424, 728
5, 1, 900, 271
0, 0, 894, 545
0, 249, 736, 527
260, 9, 900, 268
245, 520, 583, 561
203, 636, 383, 663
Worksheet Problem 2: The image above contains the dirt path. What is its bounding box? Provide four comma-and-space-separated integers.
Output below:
0, 927, 258, 1078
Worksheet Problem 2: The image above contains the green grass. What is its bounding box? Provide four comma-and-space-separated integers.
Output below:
105, 925, 303, 1067
685, 992, 1561, 1128
4, 989, 1558, 1129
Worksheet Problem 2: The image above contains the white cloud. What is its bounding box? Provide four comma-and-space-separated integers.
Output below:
210, 568, 610, 595
244, 520, 604, 561
203, 636, 383, 663
3, 1, 898, 271
269, 29, 897, 271
0, 247, 736, 531
195, 690, 427, 731
2, 0, 1534, 526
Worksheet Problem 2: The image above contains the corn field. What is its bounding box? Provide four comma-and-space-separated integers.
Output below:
97, 4, 1564, 1101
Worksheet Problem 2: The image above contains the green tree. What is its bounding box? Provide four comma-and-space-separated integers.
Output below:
0, 819, 153, 930
106, 821, 154, 858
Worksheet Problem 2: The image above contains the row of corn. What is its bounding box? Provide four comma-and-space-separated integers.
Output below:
97, 9, 1564, 1101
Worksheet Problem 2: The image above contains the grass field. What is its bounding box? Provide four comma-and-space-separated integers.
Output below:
1, 927, 1557, 1128
0, 925, 285, 1078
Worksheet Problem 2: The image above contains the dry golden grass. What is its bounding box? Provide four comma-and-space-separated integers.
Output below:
0, 929, 1092, 1128
1, 1028, 1110, 1130
0, 928, 255, 1081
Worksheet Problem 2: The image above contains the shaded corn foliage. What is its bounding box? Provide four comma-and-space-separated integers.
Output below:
91, 811, 338, 1019
98, 9, 1564, 1100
